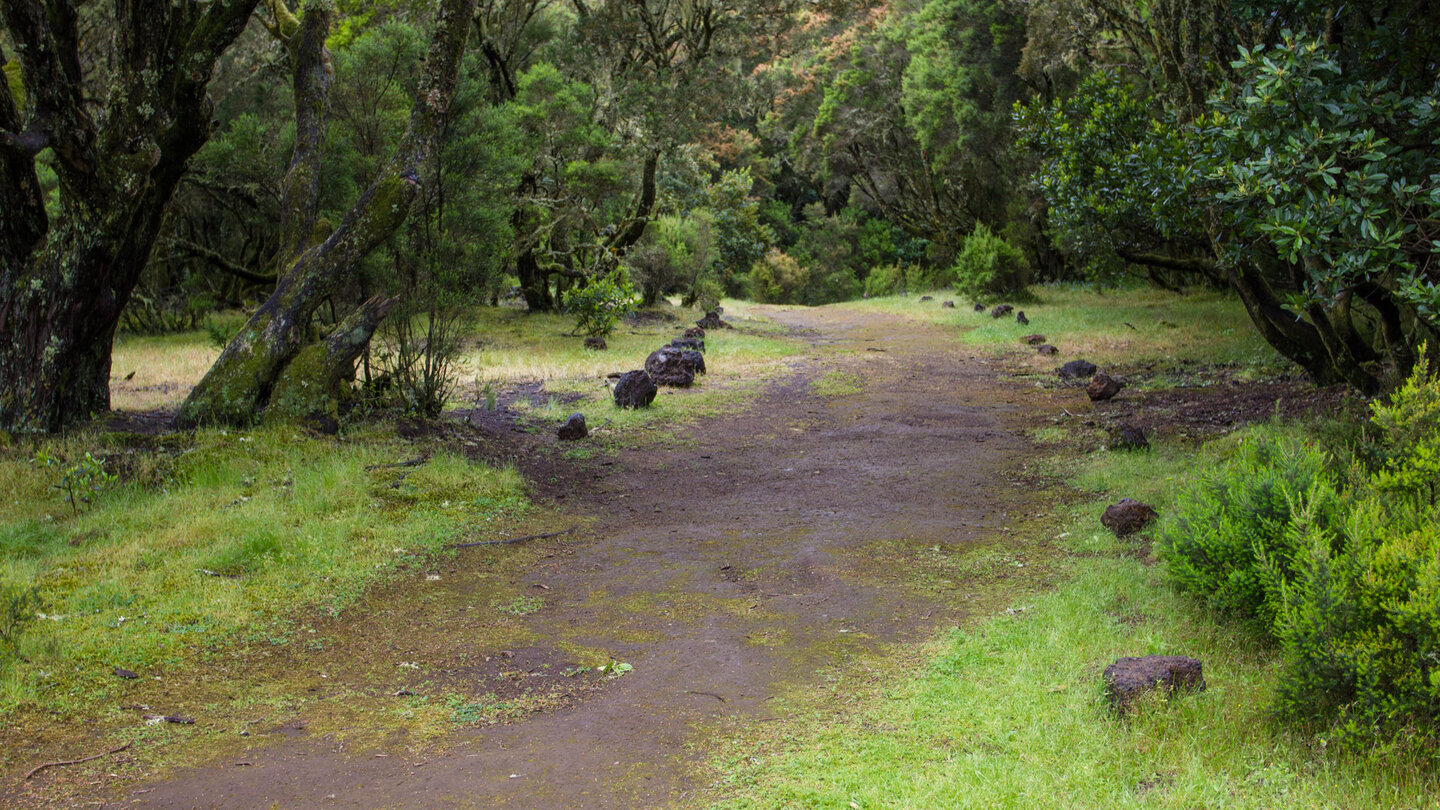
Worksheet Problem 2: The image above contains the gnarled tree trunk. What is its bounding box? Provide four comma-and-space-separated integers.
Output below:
0, 0, 261, 433
174, 0, 478, 428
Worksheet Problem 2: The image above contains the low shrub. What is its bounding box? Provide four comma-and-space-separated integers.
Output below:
1160, 435, 1342, 627
561, 272, 639, 337
951, 223, 1029, 300
748, 249, 809, 304
1160, 355, 1440, 744
862, 263, 929, 297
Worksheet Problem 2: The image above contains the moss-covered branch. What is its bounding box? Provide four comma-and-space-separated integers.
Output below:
276, 1, 336, 261
267, 296, 398, 425
175, 0, 480, 429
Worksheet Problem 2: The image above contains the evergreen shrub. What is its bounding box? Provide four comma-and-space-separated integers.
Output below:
1160, 355, 1440, 744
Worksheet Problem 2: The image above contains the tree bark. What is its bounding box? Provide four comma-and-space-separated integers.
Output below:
605, 149, 660, 253
0, 0, 260, 433
267, 296, 398, 425
175, 0, 479, 428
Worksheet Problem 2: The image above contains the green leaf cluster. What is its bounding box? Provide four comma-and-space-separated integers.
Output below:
1161, 358, 1440, 743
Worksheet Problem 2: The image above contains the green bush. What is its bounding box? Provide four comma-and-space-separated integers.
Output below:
748, 249, 809, 304
1161, 358, 1440, 744
863, 263, 933, 297
1160, 435, 1342, 627
951, 223, 1029, 300
561, 272, 639, 337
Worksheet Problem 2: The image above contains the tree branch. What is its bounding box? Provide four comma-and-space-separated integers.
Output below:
0, 41, 47, 260
1, 0, 98, 180
275, 1, 334, 261
1115, 248, 1218, 276
166, 239, 278, 286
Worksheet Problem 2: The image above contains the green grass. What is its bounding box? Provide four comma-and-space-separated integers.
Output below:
454, 300, 795, 396
706, 424, 1440, 808
811, 371, 865, 397
0, 426, 527, 714
843, 285, 1294, 381
462, 300, 801, 448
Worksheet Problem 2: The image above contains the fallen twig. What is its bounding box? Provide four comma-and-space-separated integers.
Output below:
365, 455, 430, 471
200, 569, 241, 579
685, 690, 727, 703
143, 714, 194, 725
1123, 322, 1138, 331
24, 742, 132, 780
447, 527, 576, 550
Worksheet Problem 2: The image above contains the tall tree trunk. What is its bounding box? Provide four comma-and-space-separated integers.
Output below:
174, 0, 479, 428
0, 0, 260, 433
512, 172, 555, 312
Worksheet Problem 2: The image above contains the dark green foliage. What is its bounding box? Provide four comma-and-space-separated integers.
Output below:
1015, 3, 1440, 391
1162, 359, 1440, 743
1161, 435, 1341, 627
951, 224, 1030, 300
706, 168, 775, 295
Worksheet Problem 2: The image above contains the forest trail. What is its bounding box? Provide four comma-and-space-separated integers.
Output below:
123, 304, 1048, 808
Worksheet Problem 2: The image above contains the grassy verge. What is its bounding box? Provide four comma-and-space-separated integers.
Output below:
705, 425, 1439, 809
0, 426, 528, 714
702, 288, 1438, 808
2, 298, 808, 775
846, 285, 1294, 383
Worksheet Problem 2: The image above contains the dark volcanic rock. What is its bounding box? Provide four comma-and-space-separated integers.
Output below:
670, 337, 705, 353
645, 347, 696, 387
920, 295, 933, 302
1037, 344, 1059, 356
991, 304, 1014, 318
1058, 359, 1098, 380
942, 300, 956, 308
973, 303, 986, 312
684, 326, 706, 339
1016, 310, 1029, 325
680, 349, 706, 375
584, 336, 607, 351
114, 666, 139, 679
1102, 498, 1158, 537
1022, 334, 1047, 345
613, 370, 657, 408
1103, 655, 1205, 714
697, 311, 731, 330
1111, 424, 1150, 451
557, 413, 588, 440
1086, 372, 1124, 401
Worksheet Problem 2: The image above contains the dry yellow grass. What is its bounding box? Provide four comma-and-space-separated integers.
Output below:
108, 332, 221, 411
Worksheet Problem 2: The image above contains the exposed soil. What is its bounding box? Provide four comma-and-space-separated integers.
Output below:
4, 305, 1347, 809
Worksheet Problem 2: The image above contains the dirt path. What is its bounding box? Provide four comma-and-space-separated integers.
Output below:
120, 304, 1046, 808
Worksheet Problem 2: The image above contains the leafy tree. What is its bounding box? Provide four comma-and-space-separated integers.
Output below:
176, 0, 479, 428
0, 0, 260, 432
1017, 1, 1440, 391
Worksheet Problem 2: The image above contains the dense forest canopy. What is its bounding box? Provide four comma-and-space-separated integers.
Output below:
1, 0, 1437, 432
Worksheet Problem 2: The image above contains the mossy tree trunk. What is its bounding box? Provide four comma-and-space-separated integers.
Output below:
174, 0, 478, 428
0, 0, 260, 433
